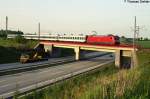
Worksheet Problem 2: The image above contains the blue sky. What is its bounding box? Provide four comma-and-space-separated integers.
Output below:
0, 0, 150, 37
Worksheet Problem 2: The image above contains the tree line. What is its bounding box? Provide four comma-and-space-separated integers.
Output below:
0, 30, 23, 38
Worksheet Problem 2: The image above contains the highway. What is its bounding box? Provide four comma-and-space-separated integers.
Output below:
0, 52, 107, 72
0, 53, 114, 98
0, 52, 109, 75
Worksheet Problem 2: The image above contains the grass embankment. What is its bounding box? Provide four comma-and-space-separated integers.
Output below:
0, 38, 38, 64
0, 38, 37, 48
18, 50, 150, 99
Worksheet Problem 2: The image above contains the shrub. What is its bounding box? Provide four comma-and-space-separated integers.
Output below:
15, 35, 27, 44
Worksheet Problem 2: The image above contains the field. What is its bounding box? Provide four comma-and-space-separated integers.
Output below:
0, 38, 38, 64
137, 41, 150, 48
0, 38, 38, 48
18, 50, 150, 99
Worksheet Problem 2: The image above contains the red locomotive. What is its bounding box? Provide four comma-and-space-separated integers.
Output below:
86, 35, 120, 45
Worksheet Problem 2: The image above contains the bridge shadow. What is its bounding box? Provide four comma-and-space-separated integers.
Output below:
0, 46, 35, 64
0, 46, 23, 64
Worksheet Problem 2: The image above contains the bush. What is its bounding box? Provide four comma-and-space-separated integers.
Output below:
0, 30, 7, 38
15, 35, 27, 44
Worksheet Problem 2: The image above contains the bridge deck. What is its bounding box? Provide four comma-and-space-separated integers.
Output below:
40, 41, 135, 51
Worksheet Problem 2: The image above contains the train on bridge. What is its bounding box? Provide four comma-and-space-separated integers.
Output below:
24, 34, 120, 45
19, 34, 120, 63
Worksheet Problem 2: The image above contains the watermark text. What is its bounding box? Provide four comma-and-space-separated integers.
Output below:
124, 0, 150, 3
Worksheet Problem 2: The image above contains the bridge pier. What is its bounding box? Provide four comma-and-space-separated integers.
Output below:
115, 49, 138, 68
74, 47, 80, 60
115, 50, 122, 68
44, 45, 53, 56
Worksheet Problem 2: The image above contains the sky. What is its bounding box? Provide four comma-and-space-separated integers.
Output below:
0, 0, 150, 37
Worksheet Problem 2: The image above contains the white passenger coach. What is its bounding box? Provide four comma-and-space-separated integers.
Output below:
23, 34, 86, 42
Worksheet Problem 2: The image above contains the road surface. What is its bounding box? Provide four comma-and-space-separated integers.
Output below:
0, 53, 114, 98
0, 52, 107, 71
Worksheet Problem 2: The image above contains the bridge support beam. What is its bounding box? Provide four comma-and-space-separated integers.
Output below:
115, 49, 138, 68
44, 45, 53, 56
74, 47, 80, 61
115, 50, 122, 68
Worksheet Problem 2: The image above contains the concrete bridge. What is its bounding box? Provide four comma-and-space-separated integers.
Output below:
40, 41, 138, 68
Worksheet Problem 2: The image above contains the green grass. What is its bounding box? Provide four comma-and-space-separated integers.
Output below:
0, 38, 38, 48
17, 50, 150, 99
120, 37, 150, 48
137, 41, 150, 48
0, 38, 38, 64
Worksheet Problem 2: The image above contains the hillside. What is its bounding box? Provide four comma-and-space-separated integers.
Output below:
0, 38, 38, 64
